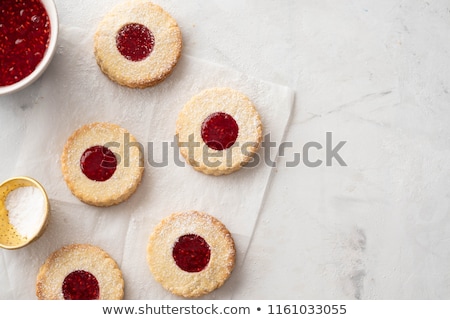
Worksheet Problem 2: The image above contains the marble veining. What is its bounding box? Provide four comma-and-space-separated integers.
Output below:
1, 0, 450, 299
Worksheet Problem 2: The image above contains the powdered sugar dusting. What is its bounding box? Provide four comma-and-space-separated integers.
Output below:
94, 0, 182, 88
176, 87, 263, 175
6, 186, 45, 239
61, 122, 144, 207
147, 211, 236, 297
36, 244, 124, 300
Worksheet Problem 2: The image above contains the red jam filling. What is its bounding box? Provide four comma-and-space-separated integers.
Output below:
0, 0, 51, 86
62, 270, 100, 300
172, 234, 211, 273
201, 112, 239, 151
116, 23, 155, 62
80, 145, 117, 182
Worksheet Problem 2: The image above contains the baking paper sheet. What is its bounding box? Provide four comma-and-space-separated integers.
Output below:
0, 25, 294, 299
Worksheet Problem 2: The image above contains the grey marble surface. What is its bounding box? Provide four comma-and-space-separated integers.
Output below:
1, 0, 450, 299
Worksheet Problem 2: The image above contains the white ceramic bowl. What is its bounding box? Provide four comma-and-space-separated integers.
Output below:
0, 0, 59, 96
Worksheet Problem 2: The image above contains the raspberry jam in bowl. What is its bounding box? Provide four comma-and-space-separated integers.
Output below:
0, 0, 59, 95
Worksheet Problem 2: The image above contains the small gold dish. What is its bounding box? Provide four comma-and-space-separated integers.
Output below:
0, 177, 50, 250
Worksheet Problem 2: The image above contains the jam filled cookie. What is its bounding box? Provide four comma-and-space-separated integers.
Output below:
61, 122, 144, 207
147, 211, 236, 298
36, 244, 124, 300
176, 87, 263, 175
94, 0, 182, 88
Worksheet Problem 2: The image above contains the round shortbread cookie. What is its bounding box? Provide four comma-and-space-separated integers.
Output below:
94, 0, 182, 88
36, 244, 124, 300
176, 87, 263, 175
147, 211, 236, 298
61, 122, 144, 207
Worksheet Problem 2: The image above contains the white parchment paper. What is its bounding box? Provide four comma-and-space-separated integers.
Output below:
0, 25, 293, 299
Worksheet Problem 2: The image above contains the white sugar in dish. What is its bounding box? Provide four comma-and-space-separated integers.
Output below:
6, 186, 46, 239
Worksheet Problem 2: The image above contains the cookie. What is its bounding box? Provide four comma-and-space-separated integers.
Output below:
61, 122, 144, 207
36, 244, 124, 300
94, 0, 182, 88
147, 211, 236, 298
176, 87, 263, 175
